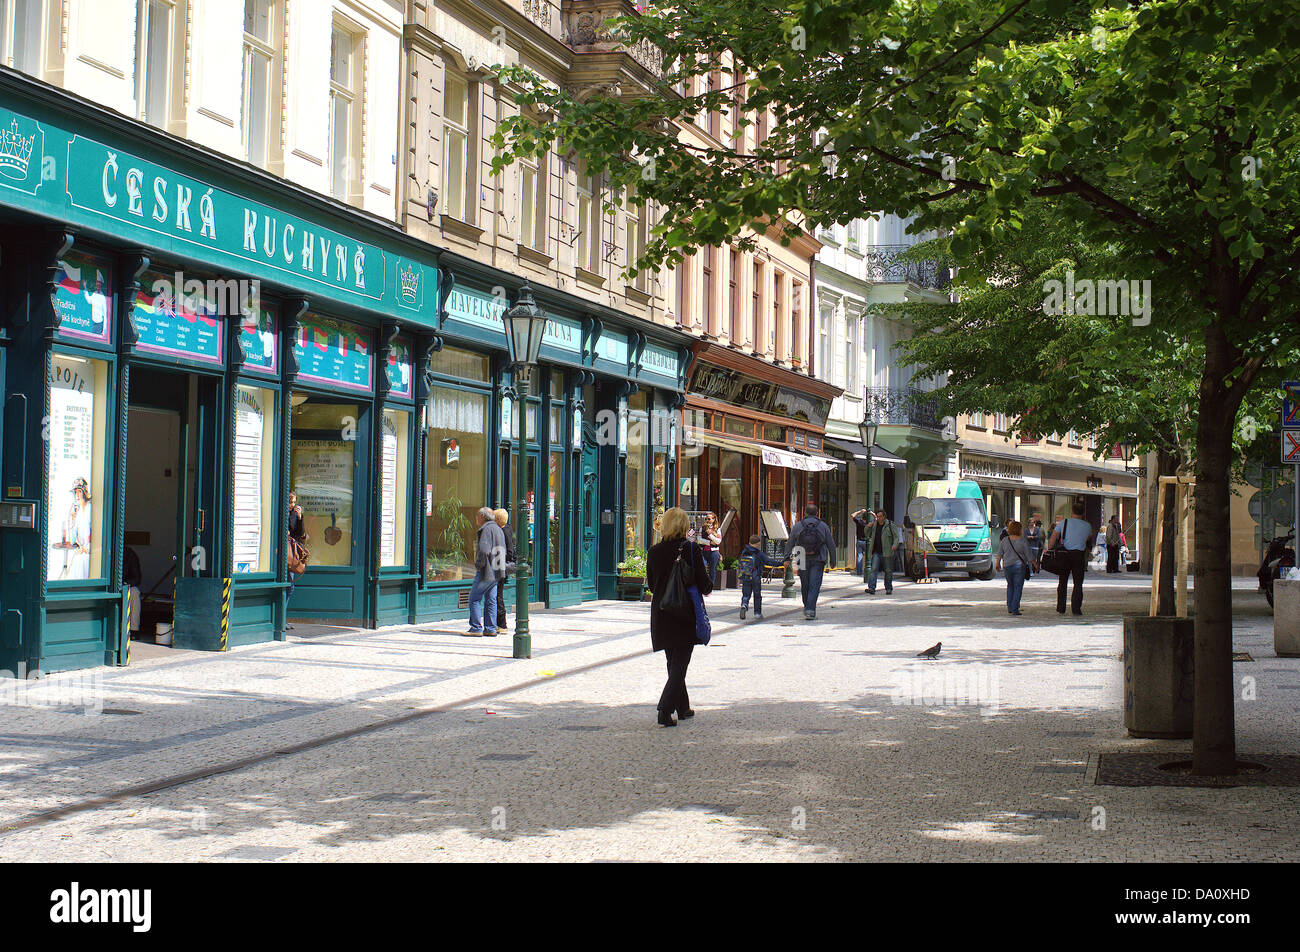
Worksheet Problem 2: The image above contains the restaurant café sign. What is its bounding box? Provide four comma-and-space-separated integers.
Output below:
689, 360, 830, 428
0, 101, 435, 320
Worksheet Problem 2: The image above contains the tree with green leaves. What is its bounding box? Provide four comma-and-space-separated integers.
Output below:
493, 0, 1300, 774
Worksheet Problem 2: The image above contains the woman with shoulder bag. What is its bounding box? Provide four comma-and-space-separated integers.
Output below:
995, 520, 1034, 616
646, 507, 714, 727
286, 491, 309, 630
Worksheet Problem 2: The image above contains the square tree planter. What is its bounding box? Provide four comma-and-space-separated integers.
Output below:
1123, 613, 1195, 738
1275, 579, 1300, 657
719, 569, 739, 589
616, 576, 646, 602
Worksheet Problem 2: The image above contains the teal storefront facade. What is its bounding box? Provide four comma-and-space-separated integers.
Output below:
0, 73, 693, 675
0, 73, 443, 674
427, 254, 693, 616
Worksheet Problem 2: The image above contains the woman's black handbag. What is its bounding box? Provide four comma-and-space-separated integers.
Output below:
1041, 520, 1069, 576
659, 541, 697, 620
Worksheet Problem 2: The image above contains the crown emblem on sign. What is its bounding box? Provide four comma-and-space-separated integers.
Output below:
399, 263, 420, 302
0, 119, 36, 179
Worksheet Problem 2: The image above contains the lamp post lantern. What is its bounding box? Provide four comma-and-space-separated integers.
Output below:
502, 282, 547, 659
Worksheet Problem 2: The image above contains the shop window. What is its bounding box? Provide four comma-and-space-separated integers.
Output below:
548, 450, 563, 575
550, 369, 566, 399
290, 399, 358, 568
379, 409, 410, 568
625, 438, 645, 554
764, 423, 786, 442
725, 416, 753, 439
430, 345, 490, 382
232, 385, 276, 574
47, 354, 110, 581
652, 450, 667, 542
426, 387, 488, 580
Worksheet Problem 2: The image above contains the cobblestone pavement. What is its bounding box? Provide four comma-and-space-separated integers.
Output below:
1, 570, 1296, 862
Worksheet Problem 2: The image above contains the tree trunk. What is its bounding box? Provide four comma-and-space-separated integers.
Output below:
1191, 328, 1240, 775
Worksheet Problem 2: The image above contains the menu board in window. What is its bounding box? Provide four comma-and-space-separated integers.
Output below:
295, 314, 373, 394
232, 388, 268, 573
132, 269, 225, 365
53, 252, 113, 346
48, 355, 104, 580
379, 415, 399, 565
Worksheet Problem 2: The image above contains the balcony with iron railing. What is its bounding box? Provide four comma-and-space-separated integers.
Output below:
862, 386, 944, 432
864, 244, 951, 290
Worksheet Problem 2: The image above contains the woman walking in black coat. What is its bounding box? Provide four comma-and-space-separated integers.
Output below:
646, 507, 714, 727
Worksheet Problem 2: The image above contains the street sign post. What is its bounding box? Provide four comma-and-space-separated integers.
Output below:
1283, 382, 1300, 535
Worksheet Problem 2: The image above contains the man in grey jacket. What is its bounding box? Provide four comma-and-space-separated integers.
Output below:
468, 506, 506, 635
786, 503, 837, 620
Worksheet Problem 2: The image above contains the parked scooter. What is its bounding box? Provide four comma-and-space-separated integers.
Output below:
1257, 530, 1296, 609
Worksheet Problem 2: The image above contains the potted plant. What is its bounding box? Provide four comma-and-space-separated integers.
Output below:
616, 547, 648, 601
430, 490, 473, 582
720, 555, 740, 589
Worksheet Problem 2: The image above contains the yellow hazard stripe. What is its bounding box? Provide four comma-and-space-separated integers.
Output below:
220, 577, 231, 651
123, 589, 132, 666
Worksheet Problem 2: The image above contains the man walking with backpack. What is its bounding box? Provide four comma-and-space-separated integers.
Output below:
786, 504, 836, 621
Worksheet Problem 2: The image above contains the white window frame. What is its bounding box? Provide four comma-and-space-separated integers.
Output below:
242, 0, 278, 167
441, 71, 476, 222
968, 412, 985, 429
2, 0, 44, 73
328, 21, 364, 204
519, 153, 546, 250
575, 167, 601, 273
136, 0, 175, 128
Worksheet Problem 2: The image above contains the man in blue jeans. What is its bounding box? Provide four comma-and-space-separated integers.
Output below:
786, 504, 836, 620
1047, 499, 1093, 615
862, 509, 900, 595
468, 506, 506, 635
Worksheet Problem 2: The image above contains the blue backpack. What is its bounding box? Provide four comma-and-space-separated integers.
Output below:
738, 550, 760, 579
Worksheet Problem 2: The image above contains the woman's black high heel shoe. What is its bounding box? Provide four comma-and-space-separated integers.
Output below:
657, 710, 677, 727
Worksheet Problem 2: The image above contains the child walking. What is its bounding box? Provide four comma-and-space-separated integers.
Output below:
738, 534, 788, 620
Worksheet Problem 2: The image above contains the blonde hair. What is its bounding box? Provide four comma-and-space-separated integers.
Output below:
660, 507, 690, 541
494, 508, 509, 527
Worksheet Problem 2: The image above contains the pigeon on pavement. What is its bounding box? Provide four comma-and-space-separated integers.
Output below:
916, 642, 942, 659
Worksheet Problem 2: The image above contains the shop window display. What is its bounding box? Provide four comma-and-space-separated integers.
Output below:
380, 409, 410, 567
426, 386, 488, 580
290, 399, 358, 568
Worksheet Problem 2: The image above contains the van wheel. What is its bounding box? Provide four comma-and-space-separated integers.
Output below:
976, 568, 995, 581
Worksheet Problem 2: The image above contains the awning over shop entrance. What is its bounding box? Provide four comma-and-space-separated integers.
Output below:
823, 437, 908, 469
686, 429, 762, 456
761, 445, 844, 472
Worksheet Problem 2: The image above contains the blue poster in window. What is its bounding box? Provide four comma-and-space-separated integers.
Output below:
295, 314, 373, 394
239, 306, 278, 376
133, 270, 224, 365
386, 335, 413, 398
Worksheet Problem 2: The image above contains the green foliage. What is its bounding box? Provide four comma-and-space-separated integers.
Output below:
617, 547, 649, 578
434, 490, 473, 566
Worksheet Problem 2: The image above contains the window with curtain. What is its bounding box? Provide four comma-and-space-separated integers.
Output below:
232, 385, 276, 574
426, 387, 488, 580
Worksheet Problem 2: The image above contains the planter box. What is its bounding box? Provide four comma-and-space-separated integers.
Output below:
616, 577, 646, 601
1123, 614, 1194, 738
1275, 579, 1300, 657
720, 569, 738, 589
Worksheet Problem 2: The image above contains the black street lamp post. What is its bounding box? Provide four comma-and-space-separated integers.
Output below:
859, 417, 879, 582
502, 283, 547, 659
